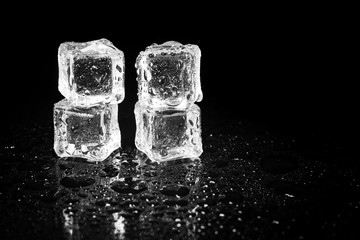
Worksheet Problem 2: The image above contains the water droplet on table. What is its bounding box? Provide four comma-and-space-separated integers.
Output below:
60, 176, 95, 188
160, 184, 190, 197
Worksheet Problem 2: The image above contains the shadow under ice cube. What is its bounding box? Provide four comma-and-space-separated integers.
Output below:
58, 38, 125, 106
136, 41, 202, 109
134, 101, 202, 161
54, 99, 120, 161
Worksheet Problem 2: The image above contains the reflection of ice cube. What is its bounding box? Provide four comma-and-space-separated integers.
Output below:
54, 99, 120, 161
134, 101, 202, 161
58, 38, 125, 106
136, 41, 202, 109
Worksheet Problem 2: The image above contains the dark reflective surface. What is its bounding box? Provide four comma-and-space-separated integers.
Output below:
1, 107, 359, 240
2, 5, 358, 239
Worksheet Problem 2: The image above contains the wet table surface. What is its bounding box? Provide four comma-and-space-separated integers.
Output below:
0, 105, 359, 240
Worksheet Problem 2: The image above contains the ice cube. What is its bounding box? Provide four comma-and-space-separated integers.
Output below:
54, 99, 120, 161
135, 41, 202, 109
134, 101, 202, 161
58, 38, 125, 106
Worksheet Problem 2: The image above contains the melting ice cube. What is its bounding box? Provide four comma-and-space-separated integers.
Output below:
134, 101, 202, 161
58, 38, 125, 106
54, 99, 120, 161
136, 41, 202, 109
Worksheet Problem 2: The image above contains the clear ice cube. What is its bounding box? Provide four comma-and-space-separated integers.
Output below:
134, 101, 202, 161
54, 99, 120, 161
58, 38, 125, 106
135, 41, 202, 109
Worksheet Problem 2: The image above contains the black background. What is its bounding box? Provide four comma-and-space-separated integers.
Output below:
2, 4, 356, 156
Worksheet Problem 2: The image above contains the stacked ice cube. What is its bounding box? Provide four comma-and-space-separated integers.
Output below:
54, 39, 124, 161
135, 41, 203, 162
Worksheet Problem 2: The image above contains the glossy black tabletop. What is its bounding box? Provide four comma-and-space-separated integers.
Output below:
1, 101, 358, 240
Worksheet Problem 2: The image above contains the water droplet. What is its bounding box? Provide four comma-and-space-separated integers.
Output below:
102, 165, 119, 178
110, 180, 147, 194
162, 41, 182, 46
60, 176, 95, 188
160, 184, 190, 197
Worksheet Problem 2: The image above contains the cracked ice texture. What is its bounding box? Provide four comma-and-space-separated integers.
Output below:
58, 38, 125, 106
135, 41, 202, 109
54, 99, 120, 161
134, 101, 202, 162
